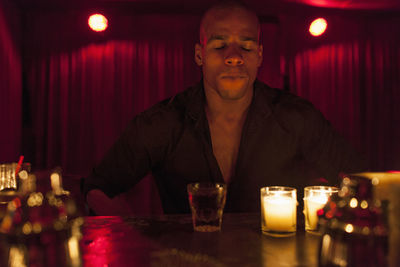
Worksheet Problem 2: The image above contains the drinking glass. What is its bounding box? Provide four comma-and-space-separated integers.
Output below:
187, 183, 227, 232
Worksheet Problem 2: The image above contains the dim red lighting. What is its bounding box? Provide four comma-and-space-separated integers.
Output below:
88, 14, 108, 32
309, 18, 327, 37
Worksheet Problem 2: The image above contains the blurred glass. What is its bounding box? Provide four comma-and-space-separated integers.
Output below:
0, 162, 31, 192
0, 163, 18, 191
0, 168, 83, 267
318, 174, 388, 267
354, 172, 400, 267
0, 162, 32, 219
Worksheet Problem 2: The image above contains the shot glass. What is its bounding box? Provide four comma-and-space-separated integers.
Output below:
187, 183, 227, 232
303, 186, 338, 233
261, 186, 297, 237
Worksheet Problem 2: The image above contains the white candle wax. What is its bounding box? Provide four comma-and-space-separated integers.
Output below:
304, 195, 328, 230
263, 195, 296, 232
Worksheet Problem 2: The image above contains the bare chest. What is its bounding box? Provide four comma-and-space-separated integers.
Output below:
208, 120, 244, 184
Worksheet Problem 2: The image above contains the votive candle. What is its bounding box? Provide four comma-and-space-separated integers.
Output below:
303, 186, 338, 232
261, 186, 297, 237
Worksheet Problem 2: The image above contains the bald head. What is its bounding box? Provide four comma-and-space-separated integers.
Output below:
199, 1, 260, 45
194, 1, 263, 102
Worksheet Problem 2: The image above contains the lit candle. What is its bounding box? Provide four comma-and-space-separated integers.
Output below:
304, 195, 328, 230
261, 187, 297, 236
303, 186, 338, 232
264, 195, 296, 231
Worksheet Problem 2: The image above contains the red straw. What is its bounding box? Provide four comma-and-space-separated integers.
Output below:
15, 155, 24, 177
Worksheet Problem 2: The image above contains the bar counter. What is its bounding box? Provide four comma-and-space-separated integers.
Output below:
82, 213, 321, 266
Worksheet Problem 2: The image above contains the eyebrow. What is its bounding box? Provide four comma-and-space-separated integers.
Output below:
208, 35, 258, 43
208, 35, 226, 42
241, 37, 258, 42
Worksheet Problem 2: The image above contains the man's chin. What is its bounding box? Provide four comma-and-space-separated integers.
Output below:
217, 81, 249, 100
219, 78, 248, 91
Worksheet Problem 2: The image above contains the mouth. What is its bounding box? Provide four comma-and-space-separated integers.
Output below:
220, 73, 247, 79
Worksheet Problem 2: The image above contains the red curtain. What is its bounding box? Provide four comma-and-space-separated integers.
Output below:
286, 15, 400, 171
289, 43, 364, 150
22, 9, 400, 177
27, 39, 200, 174
24, 12, 281, 176
0, 0, 22, 163
23, 14, 199, 174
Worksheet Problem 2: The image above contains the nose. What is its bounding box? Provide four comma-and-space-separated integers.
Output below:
224, 49, 244, 66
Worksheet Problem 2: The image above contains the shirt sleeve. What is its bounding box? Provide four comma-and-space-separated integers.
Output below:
82, 108, 169, 199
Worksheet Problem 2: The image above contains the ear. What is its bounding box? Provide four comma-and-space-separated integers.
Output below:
194, 43, 203, 66
257, 44, 263, 67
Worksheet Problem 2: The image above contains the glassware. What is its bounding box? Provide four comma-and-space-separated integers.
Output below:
303, 186, 338, 233
0, 162, 31, 192
261, 186, 297, 237
318, 174, 388, 267
187, 183, 227, 232
0, 162, 31, 220
0, 168, 83, 266
0, 163, 18, 191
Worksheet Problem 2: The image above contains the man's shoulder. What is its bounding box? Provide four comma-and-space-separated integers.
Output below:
255, 80, 316, 114
254, 81, 329, 135
137, 83, 201, 121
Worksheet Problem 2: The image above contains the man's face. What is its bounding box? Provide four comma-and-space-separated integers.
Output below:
195, 7, 263, 100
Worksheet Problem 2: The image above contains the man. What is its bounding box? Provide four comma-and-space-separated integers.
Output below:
83, 2, 366, 215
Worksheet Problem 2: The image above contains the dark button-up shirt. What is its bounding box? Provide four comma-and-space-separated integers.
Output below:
83, 80, 366, 213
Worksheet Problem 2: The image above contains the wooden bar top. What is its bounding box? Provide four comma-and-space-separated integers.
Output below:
81, 213, 321, 267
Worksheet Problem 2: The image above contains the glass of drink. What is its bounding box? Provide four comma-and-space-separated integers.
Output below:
187, 182, 227, 232
261, 186, 297, 237
303, 186, 338, 233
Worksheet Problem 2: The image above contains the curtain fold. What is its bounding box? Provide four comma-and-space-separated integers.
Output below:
289, 42, 363, 149
27, 39, 200, 174
0, 0, 22, 162
287, 16, 400, 171
362, 36, 400, 170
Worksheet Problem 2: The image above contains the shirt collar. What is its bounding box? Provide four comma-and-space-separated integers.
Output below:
185, 81, 205, 122
251, 79, 272, 119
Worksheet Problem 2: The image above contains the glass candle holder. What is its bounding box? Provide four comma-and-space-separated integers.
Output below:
261, 186, 297, 237
303, 186, 338, 233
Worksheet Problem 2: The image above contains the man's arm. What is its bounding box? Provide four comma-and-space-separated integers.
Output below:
299, 102, 368, 184
86, 189, 133, 216
82, 108, 170, 215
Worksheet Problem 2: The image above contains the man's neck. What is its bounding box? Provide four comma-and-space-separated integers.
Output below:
204, 88, 253, 122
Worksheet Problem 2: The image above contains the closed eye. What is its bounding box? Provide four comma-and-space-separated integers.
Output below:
215, 45, 226, 50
